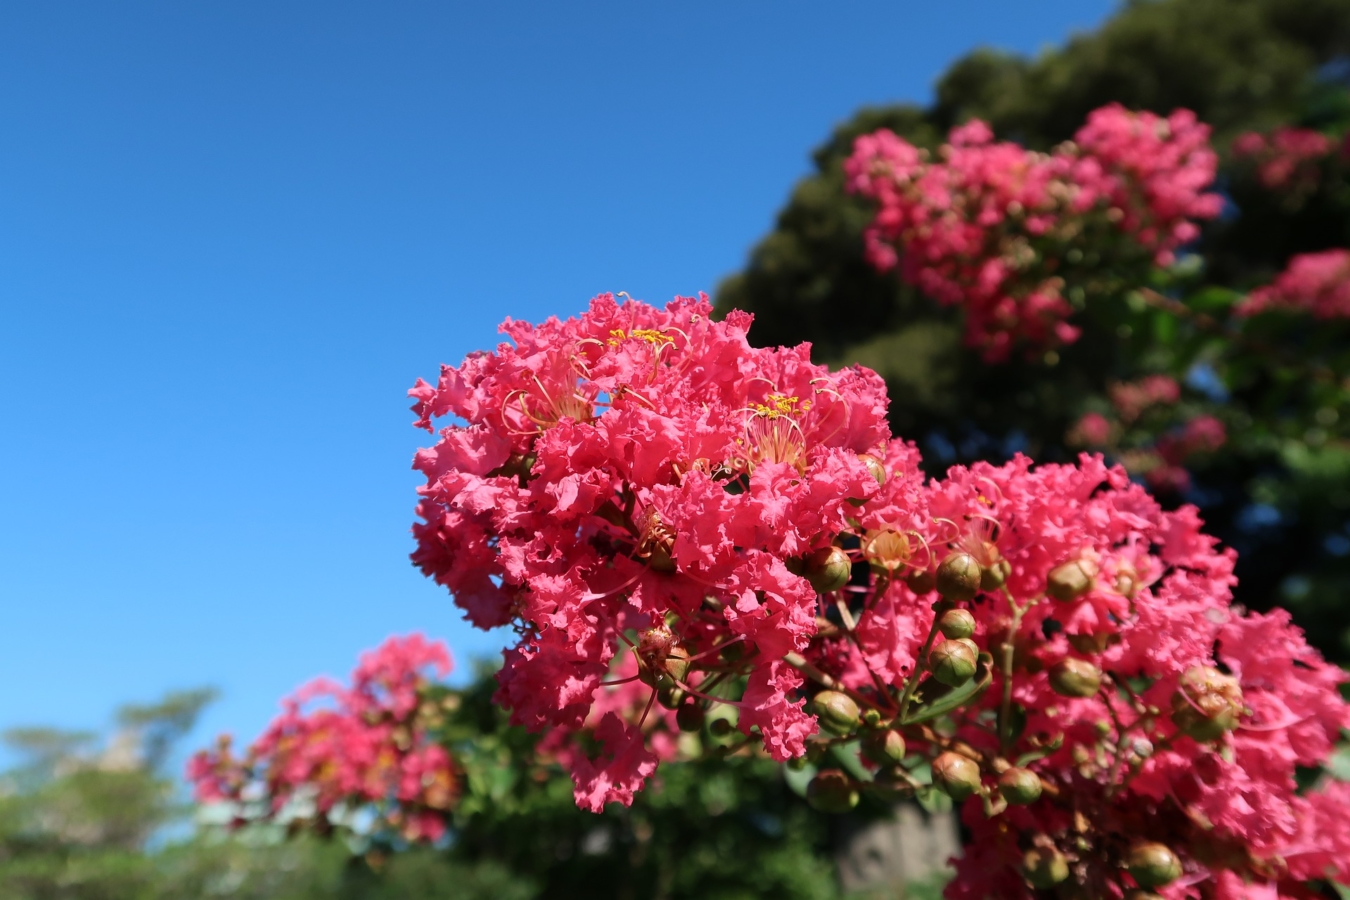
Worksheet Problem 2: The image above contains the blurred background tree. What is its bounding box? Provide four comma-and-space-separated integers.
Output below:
715, 0, 1350, 661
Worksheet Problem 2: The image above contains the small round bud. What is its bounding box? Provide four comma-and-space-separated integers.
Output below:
708, 717, 733, 738
805, 546, 852, 594
646, 543, 677, 573
1125, 842, 1182, 889
937, 608, 976, 640
808, 690, 860, 736
675, 702, 705, 733
657, 684, 684, 710
905, 566, 936, 594
936, 552, 983, 601
861, 729, 907, 767
928, 638, 979, 687
980, 552, 1011, 591
1023, 846, 1069, 888
1046, 558, 1098, 602
1171, 666, 1243, 742
860, 453, 887, 485
997, 767, 1043, 805
806, 769, 859, 814
931, 751, 981, 801
869, 766, 916, 802
1048, 658, 1102, 698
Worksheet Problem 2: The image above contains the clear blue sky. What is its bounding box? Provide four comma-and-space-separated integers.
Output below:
0, 1, 1115, 764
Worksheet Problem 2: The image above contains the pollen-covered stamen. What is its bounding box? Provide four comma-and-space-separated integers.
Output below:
634, 505, 677, 573
741, 394, 809, 472
502, 371, 595, 434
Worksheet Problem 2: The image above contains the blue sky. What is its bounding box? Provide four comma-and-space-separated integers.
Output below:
0, 1, 1115, 764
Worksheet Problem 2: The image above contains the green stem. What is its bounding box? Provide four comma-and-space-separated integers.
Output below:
896, 603, 946, 723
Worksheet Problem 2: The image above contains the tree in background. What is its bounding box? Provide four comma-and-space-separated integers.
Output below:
713, 0, 1350, 660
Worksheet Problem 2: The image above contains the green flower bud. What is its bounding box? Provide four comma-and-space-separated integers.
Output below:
905, 566, 936, 594
708, 717, 733, 738
860, 453, 887, 485
646, 543, 677, 573
869, 766, 916, 802
937, 552, 983, 600
806, 769, 859, 814
675, 702, 705, 733
808, 690, 860, 736
938, 608, 976, 640
997, 767, 1043, 805
656, 684, 684, 710
805, 546, 852, 594
861, 729, 907, 767
1046, 558, 1098, 602
928, 638, 979, 687
1125, 842, 1182, 889
980, 548, 1011, 591
1023, 846, 1069, 888
931, 751, 981, 801
1048, 658, 1102, 698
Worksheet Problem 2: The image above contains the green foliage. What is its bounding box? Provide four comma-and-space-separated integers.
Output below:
716, 0, 1350, 660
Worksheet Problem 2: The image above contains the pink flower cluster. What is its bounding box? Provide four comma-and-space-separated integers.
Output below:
1236, 249, 1350, 319
188, 635, 457, 843
409, 293, 891, 809
912, 459, 1350, 900
845, 105, 1221, 360
410, 296, 1349, 897
1069, 377, 1225, 493
1232, 127, 1336, 192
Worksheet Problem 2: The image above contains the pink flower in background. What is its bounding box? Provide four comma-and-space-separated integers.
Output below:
1232, 127, 1334, 190
187, 635, 459, 843
1236, 249, 1350, 318
1067, 411, 1111, 446
845, 105, 1220, 359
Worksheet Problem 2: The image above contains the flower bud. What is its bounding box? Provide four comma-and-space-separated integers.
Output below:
931, 751, 981, 801
675, 702, 705, 733
1046, 558, 1098, 602
805, 546, 852, 594
937, 608, 976, 640
1049, 658, 1101, 698
657, 684, 684, 709
861, 729, 907, 767
1125, 842, 1182, 889
646, 543, 677, 573
1023, 846, 1069, 888
708, 717, 733, 738
997, 767, 1043, 805
928, 638, 979, 687
1170, 666, 1243, 741
806, 769, 859, 814
905, 566, 936, 594
860, 453, 887, 485
809, 690, 860, 736
936, 552, 982, 601
980, 548, 1011, 590
869, 766, 916, 802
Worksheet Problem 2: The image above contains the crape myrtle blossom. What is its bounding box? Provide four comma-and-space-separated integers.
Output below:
1235, 249, 1350, 319
1232, 127, 1337, 193
188, 635, 458, 844
410, 295, 1350, 898
845, 104, 1221, 360
1067, 376, 1228, 494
